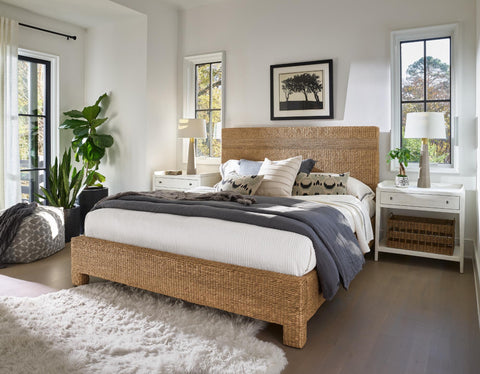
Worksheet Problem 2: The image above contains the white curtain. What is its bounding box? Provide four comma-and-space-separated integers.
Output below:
0, 17, 20, 210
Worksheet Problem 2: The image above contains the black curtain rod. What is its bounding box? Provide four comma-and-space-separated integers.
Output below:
19, 23, 77, 41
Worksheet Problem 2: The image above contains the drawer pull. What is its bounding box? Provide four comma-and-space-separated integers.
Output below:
158, 180, 162, 183
390, 197, 393, 201
189, 183, 193, 186
446, 200, 449, 204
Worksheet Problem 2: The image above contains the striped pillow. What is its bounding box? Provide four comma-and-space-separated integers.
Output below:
256, 156, 302, 197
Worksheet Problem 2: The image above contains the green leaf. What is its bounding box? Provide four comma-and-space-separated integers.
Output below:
73, 127, 89, 137
91, 117, 108, 129
63, 110, 84, 118
85, 139, 105, 162
60, 119, 89, 130
82, 105, 101, 122
95, 93, 108, 107
92, 134, 114, 148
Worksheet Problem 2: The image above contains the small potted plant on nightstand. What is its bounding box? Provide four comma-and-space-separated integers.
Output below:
387, 147, 411, 188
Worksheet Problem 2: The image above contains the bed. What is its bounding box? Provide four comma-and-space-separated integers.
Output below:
71, 126, 379, 348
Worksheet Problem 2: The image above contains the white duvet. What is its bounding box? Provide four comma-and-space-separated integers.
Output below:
85, 194, 373, 277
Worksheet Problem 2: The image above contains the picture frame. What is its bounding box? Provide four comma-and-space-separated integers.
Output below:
270, 59, 333, 120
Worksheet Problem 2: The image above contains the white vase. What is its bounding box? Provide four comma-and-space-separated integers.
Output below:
395, 175, 409, 188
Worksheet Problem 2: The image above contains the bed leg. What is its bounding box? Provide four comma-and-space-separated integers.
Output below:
283, 322, 307, 348
72, 272, 89, 286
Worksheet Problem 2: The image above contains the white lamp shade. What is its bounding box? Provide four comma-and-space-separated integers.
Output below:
404, 112, 446, 139
178, 118, 207, 138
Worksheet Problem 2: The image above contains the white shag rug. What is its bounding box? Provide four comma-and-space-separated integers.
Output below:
0, 282, 287, 374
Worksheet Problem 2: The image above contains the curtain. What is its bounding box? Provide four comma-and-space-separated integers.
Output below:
0, 17, 20, 210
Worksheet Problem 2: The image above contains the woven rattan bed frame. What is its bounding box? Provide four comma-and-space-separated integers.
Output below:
71, 126, 379, 348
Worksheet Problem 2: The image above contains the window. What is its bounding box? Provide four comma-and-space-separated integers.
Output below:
391, 25, 456, 168
195, 62, 222, 158
17, 49, 58, 202
184, 52, 225, 161
18, 55, 51, 202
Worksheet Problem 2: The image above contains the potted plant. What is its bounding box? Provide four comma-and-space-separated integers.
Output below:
387, 147, 411, 188
60, 93, 114, 231
36, 149, 84, 242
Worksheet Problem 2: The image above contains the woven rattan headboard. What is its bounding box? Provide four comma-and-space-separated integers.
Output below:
222, 126, 379, 191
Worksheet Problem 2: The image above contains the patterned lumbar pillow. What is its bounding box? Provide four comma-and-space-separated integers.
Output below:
292, 172, 350, 195
215, 172, 264, 195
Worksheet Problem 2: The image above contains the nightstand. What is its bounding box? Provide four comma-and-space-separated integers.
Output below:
152, 172, 221, 191
375, 180, 465, 273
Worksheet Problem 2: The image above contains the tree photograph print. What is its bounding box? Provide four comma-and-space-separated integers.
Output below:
271, 60, 333, 120
279, 71, 324, 110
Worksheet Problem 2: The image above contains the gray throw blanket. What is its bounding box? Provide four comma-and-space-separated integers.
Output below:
93, 191, 364, 300
102, 190, 257, 206
0, 202, 38, 265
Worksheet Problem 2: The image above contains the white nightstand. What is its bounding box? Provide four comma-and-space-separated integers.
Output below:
152, 172, 221, 191
375, 180, 465, 273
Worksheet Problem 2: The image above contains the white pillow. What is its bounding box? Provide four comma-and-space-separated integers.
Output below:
347, 176, 375, 202
256, 156, 302, 197
219, 159, 240, 179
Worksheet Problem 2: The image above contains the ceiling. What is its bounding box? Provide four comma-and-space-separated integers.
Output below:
0, 0, 230, 28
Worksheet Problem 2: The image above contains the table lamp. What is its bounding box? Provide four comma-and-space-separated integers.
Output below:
404, 112, 446, 188
178, 118, 207, 175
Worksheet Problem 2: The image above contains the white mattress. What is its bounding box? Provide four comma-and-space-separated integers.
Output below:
85, 195, 373, 277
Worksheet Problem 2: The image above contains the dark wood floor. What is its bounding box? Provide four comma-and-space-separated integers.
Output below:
1, 246, 479, 374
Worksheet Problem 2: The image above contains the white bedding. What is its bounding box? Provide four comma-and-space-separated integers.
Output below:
85, 194, 373, 277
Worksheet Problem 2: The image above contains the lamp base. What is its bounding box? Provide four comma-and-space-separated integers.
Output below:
186, 137, 197, 175
417, 140, 430, 188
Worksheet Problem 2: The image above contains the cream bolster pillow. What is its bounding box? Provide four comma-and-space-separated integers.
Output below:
346, 176, 375, 201
256, 155, 302, 197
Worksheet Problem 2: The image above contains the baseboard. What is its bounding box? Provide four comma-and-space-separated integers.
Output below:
473, 242, 480, 329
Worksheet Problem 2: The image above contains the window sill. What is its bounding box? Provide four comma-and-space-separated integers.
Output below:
390, 162, 459, 175
196, 157, 221, 165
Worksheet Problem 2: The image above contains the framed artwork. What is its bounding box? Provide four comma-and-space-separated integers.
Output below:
270, 59, 333, 120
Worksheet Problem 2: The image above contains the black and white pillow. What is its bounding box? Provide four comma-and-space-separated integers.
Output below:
215, 172, 264, 195
292, 172, 350, 196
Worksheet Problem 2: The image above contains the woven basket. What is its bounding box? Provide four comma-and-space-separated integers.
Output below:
387, 214, 455, 255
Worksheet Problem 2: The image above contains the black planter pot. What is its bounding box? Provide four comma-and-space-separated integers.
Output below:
79, 187, 109, 233
64, 206, 81, 243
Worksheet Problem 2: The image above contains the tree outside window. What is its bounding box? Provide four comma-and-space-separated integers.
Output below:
400, 37, 451, 164
195, 62, 222, 158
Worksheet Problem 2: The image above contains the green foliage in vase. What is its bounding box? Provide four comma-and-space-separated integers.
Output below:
35, 149, 84, 209
387, 147, 411, 177
60, 93, 113, 187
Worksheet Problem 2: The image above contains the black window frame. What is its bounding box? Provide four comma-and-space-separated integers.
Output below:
399, 36, 452, 163
18, 54, 51, 202
194, 61, 222, 158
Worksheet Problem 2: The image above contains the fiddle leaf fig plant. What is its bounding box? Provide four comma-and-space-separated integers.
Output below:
60, 93, 113, 187
386, 147, 411, 177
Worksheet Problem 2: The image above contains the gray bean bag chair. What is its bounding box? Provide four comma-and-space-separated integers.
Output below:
0, 205, 65, 265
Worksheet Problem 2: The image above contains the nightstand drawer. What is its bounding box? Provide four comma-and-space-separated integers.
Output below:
380, 192, 460, 210
154, 177, 199, 190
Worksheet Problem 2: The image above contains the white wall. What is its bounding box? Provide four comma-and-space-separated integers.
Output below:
84, 15, 148, 193
108, 0, 179, 191
84, 0, 179, 193
0, 1, 85, 154
180, 0, 478, 243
